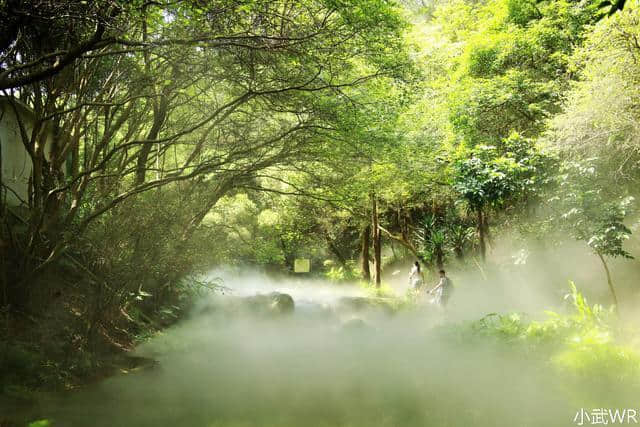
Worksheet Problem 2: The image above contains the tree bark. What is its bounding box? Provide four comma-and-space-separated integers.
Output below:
597, 252, 619, 314
477, 208, 486, 262
325, 232, 347, 268
134, 7, 169, 186
454, 247, 464, 261
360, 224, 371, 283
371, 193, 381, 287
377, 224, 420, 260
435, 246, 444, 271
134, 93, 168, 185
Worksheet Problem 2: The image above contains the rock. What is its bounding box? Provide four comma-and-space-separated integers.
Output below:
195, 292, 295, 318
267, 292, 294, 314
238, 292, 295, 316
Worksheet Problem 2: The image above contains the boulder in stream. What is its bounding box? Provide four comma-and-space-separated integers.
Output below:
195, 292, 295, 318
237, 292, 295, 316
267, 292, 295, 314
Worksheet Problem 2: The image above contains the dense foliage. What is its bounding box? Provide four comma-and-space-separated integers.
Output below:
2, 0, 640, 409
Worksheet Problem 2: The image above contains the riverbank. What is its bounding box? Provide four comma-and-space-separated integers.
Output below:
0, 262, 191, 427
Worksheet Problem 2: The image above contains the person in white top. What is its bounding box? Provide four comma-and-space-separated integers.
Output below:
428, 269, 452, 307
408, 261, 424, 291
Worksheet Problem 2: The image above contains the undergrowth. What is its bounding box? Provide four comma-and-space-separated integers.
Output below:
461, 281, 640, 405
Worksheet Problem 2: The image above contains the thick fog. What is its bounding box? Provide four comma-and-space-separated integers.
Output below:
21, 247, 640, 427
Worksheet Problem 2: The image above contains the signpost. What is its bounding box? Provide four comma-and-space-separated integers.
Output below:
294, 258, 310, 273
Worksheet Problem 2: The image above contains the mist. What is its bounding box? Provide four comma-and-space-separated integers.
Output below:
5, 1, 640, 427
20, 243, 640, 427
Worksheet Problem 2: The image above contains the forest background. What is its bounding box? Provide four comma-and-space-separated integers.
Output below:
1, 0, 640, 396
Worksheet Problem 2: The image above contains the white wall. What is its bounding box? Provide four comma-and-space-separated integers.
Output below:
0, 98, 52, 207
0, 102, 33, 206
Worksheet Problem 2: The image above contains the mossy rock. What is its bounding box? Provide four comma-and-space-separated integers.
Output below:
197, 292, 295, 318
232, 292, 295, 316
267, 292, 294, 314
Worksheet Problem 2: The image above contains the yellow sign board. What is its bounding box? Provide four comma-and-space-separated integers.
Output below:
294, 258, 310, 273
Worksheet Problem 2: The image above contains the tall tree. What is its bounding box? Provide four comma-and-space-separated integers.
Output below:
0, 0, 411, 305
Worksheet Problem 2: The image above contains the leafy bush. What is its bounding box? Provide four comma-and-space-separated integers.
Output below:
0, 342, 42, 389
466, 281, 639, 387
324, 260, 360, 283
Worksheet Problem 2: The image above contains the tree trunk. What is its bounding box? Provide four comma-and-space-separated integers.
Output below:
134, 95, 168, 185
360, 224, 371, 282
135, 10, 170, 186
325, 231, 347, 267
377, 224, 421, 260
483, 210, 492, 246
371, 193, 381, 287
390, 240, 398, 261
435, 246, 444, 271
597, 252, 619, 314
279, 238, 294, 272
477, 208, 486, 262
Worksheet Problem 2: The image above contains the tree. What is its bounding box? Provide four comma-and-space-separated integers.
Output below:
0, 0, 126, 90
443, 0, 601, 147
541, 3, 640, 312
452, 135, 547, 261
554, 159, 635, 312
547, 2, 640, 189
0, 0, 411, 308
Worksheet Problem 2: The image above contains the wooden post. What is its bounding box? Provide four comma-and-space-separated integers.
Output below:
597, 252, 619, 314
360, 224, 371, 282
477, 208, 486, 262
371, 193, 381, 287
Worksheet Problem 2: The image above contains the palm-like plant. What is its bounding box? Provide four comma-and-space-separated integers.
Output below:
415, 212, 476, 268
414, 215, 447, 270
448, 223, 475, 261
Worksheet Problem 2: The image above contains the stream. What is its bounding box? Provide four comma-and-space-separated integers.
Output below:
14, 271, 618, 427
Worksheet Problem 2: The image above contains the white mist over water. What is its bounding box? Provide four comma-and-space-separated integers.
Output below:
22, 259, 640, 427
201, 267, 366, 305
4, 220, 639, 427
